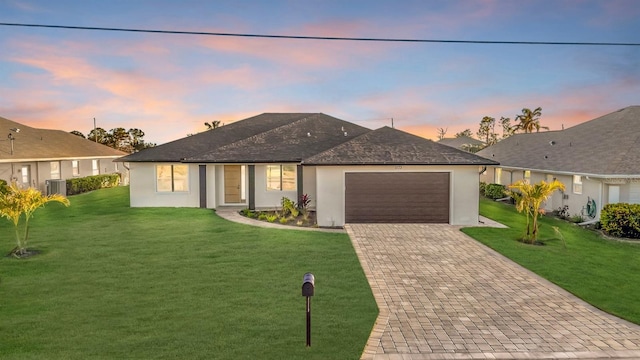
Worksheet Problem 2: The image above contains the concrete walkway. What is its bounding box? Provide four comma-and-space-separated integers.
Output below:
346, 223, 640, 360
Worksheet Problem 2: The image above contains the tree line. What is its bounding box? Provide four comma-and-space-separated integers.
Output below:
70, 128, 156, 153
437, 107, 548, 152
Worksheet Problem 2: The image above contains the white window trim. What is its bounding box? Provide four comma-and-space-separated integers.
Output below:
573, 175, 583, 194
72, 160, 80, 177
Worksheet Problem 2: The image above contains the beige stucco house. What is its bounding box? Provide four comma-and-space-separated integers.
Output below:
477, 106, 640, 221
119, 113, 497, 227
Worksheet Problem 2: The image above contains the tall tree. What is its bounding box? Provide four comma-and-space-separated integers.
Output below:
477, 116, 498, 145
455, 129, 473, 138
436, 127, 448, 140
88, 127, 109, 144
108, 127, 132, 152
513, 107, 548, 133
70, 130, 86, 138
500, 117, 514, 139
507, 179, 565, 244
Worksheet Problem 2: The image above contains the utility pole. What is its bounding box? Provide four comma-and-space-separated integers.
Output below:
93, 117, 97, 142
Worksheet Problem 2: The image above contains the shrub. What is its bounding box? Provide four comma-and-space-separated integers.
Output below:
479, 182, 487, 197
600, 203, 640, 239
239, 208, 256, 218
484, 183, 507, 200
281, 197, 299, 218
570, 214, 584, 223
258, 213, 268, 221
0, 179, 7, 194
67, 174, 120, 195
279, 217, 288, 224
556, 205, 570, 220
266, 214, 278, 223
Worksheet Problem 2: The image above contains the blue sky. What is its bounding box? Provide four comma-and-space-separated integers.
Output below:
1, 0, 638, 144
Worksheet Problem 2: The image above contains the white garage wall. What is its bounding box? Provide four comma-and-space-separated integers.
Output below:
315, 165, 481, 227
129, 162, 200, 207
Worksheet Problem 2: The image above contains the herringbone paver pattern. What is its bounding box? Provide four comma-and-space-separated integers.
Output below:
347, 224, 640, 360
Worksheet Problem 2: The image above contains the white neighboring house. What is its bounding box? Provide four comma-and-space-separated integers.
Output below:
0, 116, 127, 194
119, 113, 498, 227
477, 106, 640, 220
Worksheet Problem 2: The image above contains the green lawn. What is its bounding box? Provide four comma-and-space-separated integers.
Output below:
0, 187, 378, 359
463, 198, 640, 324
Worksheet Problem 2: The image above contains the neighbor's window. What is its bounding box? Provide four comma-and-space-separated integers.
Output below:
573, 175, 582, 194
156, 165, 189, 192
92, 159, 99, 175
72, 160, 80, 176
266, 164, 296, 191
523, 170, 531, 184
494, 168, 502, 185
50, 161, 61, 179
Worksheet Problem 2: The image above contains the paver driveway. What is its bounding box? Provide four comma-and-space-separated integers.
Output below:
346, 224, 640, 360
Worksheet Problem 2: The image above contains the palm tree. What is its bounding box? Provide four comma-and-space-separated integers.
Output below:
0, 182, 70, 256
507, 179, 565, 244
513, 107, 549, 133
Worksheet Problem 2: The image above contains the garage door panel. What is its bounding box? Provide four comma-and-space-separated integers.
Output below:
345, 172, 449, 223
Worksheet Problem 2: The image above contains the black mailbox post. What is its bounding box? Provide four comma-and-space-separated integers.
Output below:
302, 273, 315, 347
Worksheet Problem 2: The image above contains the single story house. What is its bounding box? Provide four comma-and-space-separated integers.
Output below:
119, 113, 497, 227
0, 116, 127, 194
477, 106, 640, 220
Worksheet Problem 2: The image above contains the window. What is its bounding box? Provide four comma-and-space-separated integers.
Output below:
266, 164, 296, 191
156, 165, 189, 192
50, 161, 61, 179
573, 175, 582, 194
92, 160, 99, 175
494, 168, 502, 185
523, 170, 531, 184
72, 161, 80, 176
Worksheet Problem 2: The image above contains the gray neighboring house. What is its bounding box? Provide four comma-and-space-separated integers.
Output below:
438, 136, 485, 152
477, 106, 640, 220
119, 113, 498, 227
0, 116, 127, 194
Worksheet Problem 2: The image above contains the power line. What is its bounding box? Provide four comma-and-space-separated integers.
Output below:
1, 22, 639, 46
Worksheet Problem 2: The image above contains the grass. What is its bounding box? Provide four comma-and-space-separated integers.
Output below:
463, 198, 640, 325
0, 187, 378, 359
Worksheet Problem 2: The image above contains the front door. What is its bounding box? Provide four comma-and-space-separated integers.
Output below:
224, 165, 242, 203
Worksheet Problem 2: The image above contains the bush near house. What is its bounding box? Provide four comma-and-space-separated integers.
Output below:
600, 203, 640, 239
66, 174, 120, 195
0, 179, 7, 194
484, 183, 507, 200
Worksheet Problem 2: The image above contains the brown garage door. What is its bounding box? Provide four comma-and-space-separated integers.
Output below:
345, 172, 450, 223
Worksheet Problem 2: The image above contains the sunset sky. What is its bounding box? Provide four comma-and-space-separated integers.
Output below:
1, 0, 639, 145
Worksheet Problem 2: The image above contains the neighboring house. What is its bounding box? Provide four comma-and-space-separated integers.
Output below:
477, 106, 640, 220
438, 136, 485, 152
119, 113, 497, 227
0, 116, 127, 194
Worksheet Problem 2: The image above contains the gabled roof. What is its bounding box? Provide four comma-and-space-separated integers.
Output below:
303, 126, 499, 165
119, 113, 354, 162
438, 136, 485, 150
184, 113, 370, 163
476, 106, 640, 176
0, 116, 126, 162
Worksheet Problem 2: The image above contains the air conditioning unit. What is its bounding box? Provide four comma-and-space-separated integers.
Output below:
46, 179, 67, 196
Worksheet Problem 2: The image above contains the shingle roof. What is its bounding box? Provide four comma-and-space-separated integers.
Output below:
0, 116, 126, 162
303, 126, 499, 165
476, 106, 640, 176
184, 113, 370, 163
438, 136, 484, 149
119, 113, 322, 162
